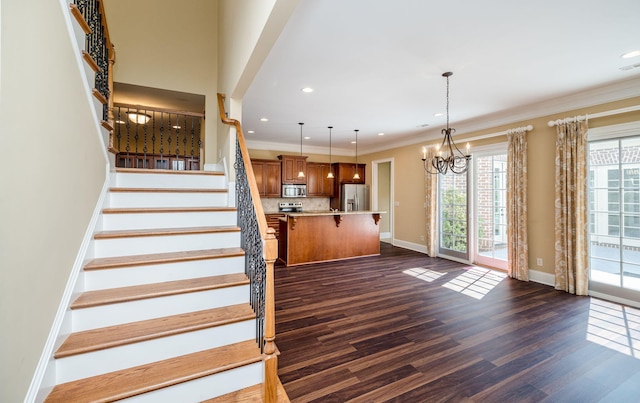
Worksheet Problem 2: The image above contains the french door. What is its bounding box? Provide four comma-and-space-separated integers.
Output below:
438, 170, 469, 261
588, 134, 640, 295
473, 152, 508, 270
437, 147, 508, 270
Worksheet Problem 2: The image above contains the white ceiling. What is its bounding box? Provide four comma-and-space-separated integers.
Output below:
241, 0, 640, 155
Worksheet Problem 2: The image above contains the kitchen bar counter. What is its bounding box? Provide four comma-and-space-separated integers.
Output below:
278, 211, 384, 266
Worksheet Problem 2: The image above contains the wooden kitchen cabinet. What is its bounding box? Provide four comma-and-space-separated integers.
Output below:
251, 159, 281, 197
279, 155, 307, 184
306, 162, 335, 197
332, 162, 366, 184
330, 162, 366, 210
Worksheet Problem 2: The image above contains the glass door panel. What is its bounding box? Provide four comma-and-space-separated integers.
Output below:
438, 170, 468, 261
589, 136, 640, 293
474, 153, 508, 270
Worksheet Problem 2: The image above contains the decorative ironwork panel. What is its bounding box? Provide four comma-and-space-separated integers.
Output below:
235, 138, 266, 351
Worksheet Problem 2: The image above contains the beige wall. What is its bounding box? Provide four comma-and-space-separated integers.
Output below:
217, 0, 299, 178
360, 96, 640, 276
0, 0, 107, 400
104, 0, 218, 164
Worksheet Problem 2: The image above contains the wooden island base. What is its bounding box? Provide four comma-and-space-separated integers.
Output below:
278, 212, 382, 266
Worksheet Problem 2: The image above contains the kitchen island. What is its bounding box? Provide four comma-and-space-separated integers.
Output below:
278, 211, 384, 266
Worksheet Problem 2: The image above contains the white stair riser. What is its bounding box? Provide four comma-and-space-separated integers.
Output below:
72, 285, 250, 331
84, 256, 245, 291
94, 232, 241, 258
109, 191, 228, 208
115, 172, 225, 190
120, 362, 262, 403
101, 211, 237, 231
56, 320, 256, 384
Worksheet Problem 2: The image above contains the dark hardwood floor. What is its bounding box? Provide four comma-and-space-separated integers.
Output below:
275, 242, 640, 402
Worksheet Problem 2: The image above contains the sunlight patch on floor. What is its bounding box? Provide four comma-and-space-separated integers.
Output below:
587, 298, 640, 359
442, 267, 507, 300
402, 267, 446, 282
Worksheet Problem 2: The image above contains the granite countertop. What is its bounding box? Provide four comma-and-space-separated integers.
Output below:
284, 210, 385, 217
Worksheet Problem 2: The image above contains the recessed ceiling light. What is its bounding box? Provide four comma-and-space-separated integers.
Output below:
172, 125, 181, 129
351, 141, 357, 144
116, 120, 126, 124
434, 112, 443, 117
304, 136, 310, 140
378, 132, 385, 136
247, 130, 255, 134
260, 117, 269, 122
301, 87, 314, 93
621, 50, 640, 59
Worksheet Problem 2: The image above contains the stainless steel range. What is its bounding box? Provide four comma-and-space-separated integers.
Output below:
279, 201, 303, 213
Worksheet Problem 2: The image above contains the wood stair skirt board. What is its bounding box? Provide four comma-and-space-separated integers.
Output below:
42, 168, 268, 401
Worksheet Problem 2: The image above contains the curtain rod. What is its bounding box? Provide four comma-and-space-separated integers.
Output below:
547, 105, 640, 127
461, 124, 533, 143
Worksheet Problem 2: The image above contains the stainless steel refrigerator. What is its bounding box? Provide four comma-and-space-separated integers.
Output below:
341, 184, 370, 211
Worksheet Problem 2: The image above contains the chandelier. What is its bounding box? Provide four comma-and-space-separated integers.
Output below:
423, 72, 471, 175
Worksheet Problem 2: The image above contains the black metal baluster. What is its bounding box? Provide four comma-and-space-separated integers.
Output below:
134, 110, 139, 167
235, 139, 266, 351
190, 116, 195, 170
167, 114, 173, 169
125, 108, 131, 167
159, 112, 165, 169
151, 112, 156, 163
115, 106, 122, 151
182, 115, 188, 166
143, 109, 148, 168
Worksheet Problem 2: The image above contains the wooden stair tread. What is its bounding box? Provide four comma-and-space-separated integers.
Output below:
45, 340, 262, 402
203, 377, 291, 402
84, 247, 245, 270
109, 187, 227, 193
102, 206, 237, 214
71, 273, 249, 309
94, 225, 240, 239
115, 167, 224, 176
55, 304, 256, 358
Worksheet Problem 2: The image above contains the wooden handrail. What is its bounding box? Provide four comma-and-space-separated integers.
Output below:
216, 94, 268, 238
217, 93, 279, 403
115, 102, 205, 119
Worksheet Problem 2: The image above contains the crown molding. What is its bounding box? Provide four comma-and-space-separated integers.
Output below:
245, 138, 354, 156
247, 75, 640, 156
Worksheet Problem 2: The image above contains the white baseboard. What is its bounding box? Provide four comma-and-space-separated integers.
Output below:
392, 239, 429, 254
528, 269, 555, 287
380, 232, 391, 239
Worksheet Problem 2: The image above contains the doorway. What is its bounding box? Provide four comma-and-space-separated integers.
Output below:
372, 159, 394, 243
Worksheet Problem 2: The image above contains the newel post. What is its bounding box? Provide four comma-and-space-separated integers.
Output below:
263, 227, 278, 402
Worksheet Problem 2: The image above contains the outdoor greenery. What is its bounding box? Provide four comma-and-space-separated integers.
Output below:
441, 188, 467, 252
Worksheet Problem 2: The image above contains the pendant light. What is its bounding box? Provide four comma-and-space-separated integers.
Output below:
297, 122, 305, 178
422, 72, 471, 175
327, 126, 334, 179
353, 129, 360, 180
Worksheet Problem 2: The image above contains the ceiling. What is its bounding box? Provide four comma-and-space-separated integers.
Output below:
241, 0, 640, 155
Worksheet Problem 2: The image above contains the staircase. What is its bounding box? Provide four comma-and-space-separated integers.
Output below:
44, 168, 285, 402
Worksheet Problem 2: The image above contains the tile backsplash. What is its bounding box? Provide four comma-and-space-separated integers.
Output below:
262, 197, 330, 213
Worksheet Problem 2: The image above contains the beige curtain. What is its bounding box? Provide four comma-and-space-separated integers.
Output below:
424, 147, 438, 256
507, 130, 529, 281
554, 120, 589, 295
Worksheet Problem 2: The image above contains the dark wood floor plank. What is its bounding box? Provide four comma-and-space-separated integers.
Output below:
275, 243, 640, 402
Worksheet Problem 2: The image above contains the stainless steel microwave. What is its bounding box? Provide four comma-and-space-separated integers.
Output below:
282, 184, 306, 198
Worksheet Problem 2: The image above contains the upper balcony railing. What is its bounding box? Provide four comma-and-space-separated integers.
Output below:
113, 104, 204, 171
